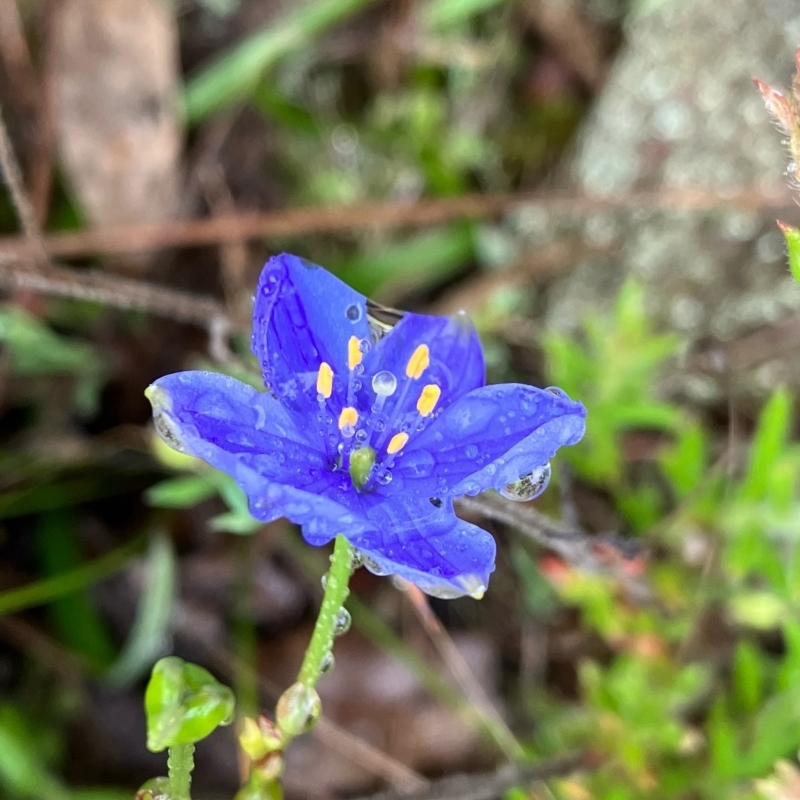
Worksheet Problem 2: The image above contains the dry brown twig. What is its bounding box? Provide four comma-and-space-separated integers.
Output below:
0, 104, 48, 265
352, 750, 590, 800
0, 185, 791, 261
456, 494, 647, 598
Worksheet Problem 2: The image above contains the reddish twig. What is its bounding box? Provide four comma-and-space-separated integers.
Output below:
0, 186, 791, 261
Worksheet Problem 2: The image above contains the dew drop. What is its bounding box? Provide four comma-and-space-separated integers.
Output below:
544, 386, 567, 398
346, 304, 363, 322
465, 444, 479, 459
372, 371, 398, 397
499, 462, 552, 502
376, 469, 393, 485
254, 404, 267, 430
342, 425, 356, 439
320, 652, 335, 675
334, 608, 352, 636
276, 683, 321, 736
355, 429, 368, 442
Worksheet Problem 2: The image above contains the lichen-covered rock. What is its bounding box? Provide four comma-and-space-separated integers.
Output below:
506, 0, 800, 401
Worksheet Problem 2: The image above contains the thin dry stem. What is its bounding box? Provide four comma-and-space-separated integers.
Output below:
402, 583, 524, 762
0, 256, 227, 328
352, 751, 590, 800
0, 185, 791, 261
0, 104, 47, 265
455, 494, 646, 590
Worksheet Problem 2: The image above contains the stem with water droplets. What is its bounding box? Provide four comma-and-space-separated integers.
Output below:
167, 744, 195, 800
297, 534, 354, 688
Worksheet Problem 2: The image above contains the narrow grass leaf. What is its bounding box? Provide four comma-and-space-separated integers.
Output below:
105, 533, 176, 686
185, 0, 381, 123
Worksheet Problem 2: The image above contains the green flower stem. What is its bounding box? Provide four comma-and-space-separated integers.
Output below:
297, 535, 353, 688
167, 744, 195, 800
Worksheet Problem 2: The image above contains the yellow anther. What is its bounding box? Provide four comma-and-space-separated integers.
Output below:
416, 384, 441, 417
405, 344, 430, 379
348, 336, 363, 370
338, 407, 358, 430
316, 362, 333, 399
387, 432, 409, 455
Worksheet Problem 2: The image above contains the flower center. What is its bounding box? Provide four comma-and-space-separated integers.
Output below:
315, 337, 441, 490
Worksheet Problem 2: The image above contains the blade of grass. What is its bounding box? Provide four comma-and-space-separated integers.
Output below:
105, 533, 176, 686
184, 0, 382, 124
422, 0, 508, 29
0, 534, 146, 616
332, 224, 475, 299
36, 510, 116, 667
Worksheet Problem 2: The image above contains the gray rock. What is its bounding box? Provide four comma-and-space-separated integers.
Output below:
507, 0, 800, 401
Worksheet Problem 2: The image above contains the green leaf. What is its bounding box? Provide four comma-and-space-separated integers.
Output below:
707, 699, 739, 780
36, 510, 116, 667
184, 0, 382, 123
145, 657, 235, 752
145, 475, 218, 508
0, 305, 103, 414
332, 225, 475, 299
732, 640, 764, 714
778, 620, 800, 692
105, 534, 176, 686
661, 422, 708, 497
742, 689, 800, 776
738, 388, 792, 502
0, 704, 68, 800
728, 591, 787, 631
779, 221, 800, 285
423, 0, 508, 29
0, 534, 145, 616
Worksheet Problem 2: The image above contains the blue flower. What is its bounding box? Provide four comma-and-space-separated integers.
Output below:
146, 254, 586, 599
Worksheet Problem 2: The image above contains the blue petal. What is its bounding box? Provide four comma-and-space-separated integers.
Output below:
251, 254, 372, 416
349, 498, 496, 599
147, 371, 368, 535
393, 384, 586, 499
362, 310, 485, 408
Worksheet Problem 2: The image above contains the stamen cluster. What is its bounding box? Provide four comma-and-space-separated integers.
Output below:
314, 337, 441, 490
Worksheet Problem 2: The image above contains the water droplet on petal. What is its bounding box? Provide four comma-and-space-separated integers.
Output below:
544, 386, 567, 398
371, 371, 398, 397
499, 463, 552, 501
465, 444, 479, 459
346, 304, 363, 322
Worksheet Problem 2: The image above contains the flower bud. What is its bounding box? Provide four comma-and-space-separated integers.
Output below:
145, 656, 235, 752
239, 716, 284, 761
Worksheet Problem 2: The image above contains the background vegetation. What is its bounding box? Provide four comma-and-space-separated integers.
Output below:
0, 1, 798, 798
